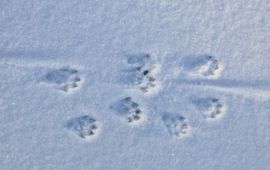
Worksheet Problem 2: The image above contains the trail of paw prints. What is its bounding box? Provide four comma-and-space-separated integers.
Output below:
181, 55, 223, 79
121, 53, 160, 94
192, 97, 226, 120
66, 115, 101, 140
42, 66, 83, 93
162, 113, 191, 139
110, 97, 147, 126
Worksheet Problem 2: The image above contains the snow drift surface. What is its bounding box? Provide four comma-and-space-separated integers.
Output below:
0, 0, 270, 170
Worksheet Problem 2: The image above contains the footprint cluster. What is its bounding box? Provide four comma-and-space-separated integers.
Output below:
110, 97, 146, 125
114, 53, 225, 139
43, 67, 82, 93
37, 53, 226, 141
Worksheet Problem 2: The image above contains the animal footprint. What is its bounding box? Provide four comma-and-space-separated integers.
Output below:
66, 115, 101, 140
126, 53, 151, 67
110, 97, 146, 125
162, 114, 191, 139
43, 66, 83, 93
181, 55, 222, 79
122, 53, 160, 94
192, 97, 225, 120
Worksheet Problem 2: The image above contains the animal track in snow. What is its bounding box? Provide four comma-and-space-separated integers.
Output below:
66, 115, 101, 140
110, 97, 147, 125
134, 62, 160, 93
42, 66, 83, 93
181, 55, 222, 79
127, 53, 151, 67
122, 53, 160, 94
192, 97, 226, 120
162, 113, 191, 139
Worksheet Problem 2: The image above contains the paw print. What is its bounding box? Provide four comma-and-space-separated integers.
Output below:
121, 53, 160, 94
66, 115, 101, 140
162, 114, 191, 139
192, 97, 225, 120
181, 55, 222, 79
43, 66, 83, 93
134, 62, 160, 93
126, 53, 151, 68
110, 97, 146, 125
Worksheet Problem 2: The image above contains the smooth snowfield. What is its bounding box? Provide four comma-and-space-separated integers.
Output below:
0, 0, 270, 170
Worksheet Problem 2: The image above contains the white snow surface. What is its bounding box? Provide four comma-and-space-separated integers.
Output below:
0, 0, 270, 170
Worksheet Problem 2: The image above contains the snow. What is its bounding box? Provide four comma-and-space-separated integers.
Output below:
0, 0, 270, 170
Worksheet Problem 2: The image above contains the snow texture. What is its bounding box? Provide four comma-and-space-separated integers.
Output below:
0, 0, 270, 170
